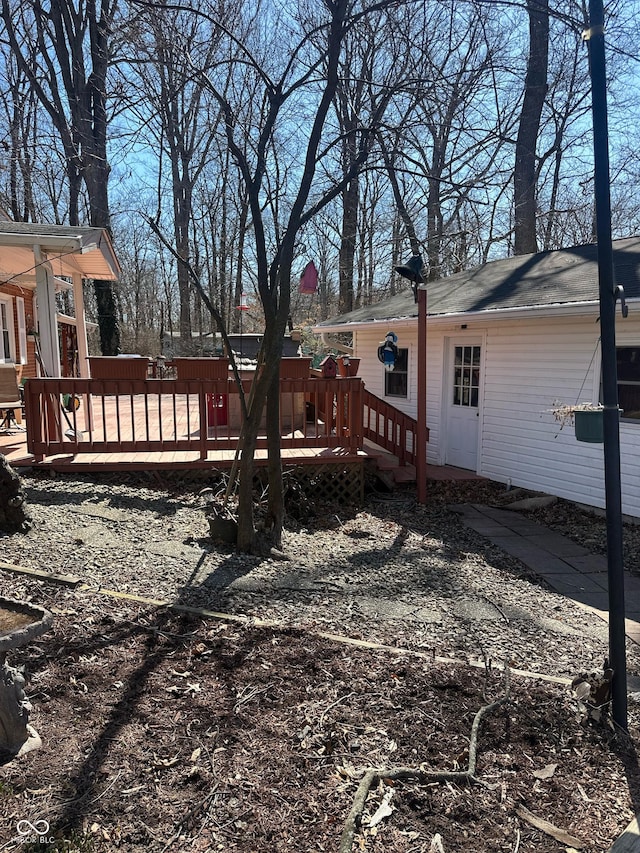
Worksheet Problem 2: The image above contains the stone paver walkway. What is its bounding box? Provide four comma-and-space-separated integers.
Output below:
456, 503, 640, 646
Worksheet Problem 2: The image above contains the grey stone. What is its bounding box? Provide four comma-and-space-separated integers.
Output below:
503, 496, 558, 510
70, 503, 129, 522
67, 523, 120, 549
146, 540, 204, 564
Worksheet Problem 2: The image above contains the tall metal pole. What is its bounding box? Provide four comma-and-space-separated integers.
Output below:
587, 0, 627, 729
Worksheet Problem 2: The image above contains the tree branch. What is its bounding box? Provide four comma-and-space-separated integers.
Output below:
339, 675, 511, 853
144, 215, 248, 422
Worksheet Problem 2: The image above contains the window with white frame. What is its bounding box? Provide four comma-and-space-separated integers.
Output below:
16, 296, 27, 365
0, 296, 15, 363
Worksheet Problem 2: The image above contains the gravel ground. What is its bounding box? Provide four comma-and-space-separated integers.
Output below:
2, 469, 638, 686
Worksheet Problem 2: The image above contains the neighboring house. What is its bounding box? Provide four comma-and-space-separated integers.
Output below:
0, 220, 120, 379
162, 331, 301, 361
316, 236, 640, 517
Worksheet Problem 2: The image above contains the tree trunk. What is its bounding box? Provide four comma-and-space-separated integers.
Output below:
86, 160, 120, 354
513, 0, 549, 255
0, 455, 31, 533
175, 205, 193, 345
426, 173, 441, 281
264, 365, 284, 543
236, 357, 276, 551
339, 175, 358, 314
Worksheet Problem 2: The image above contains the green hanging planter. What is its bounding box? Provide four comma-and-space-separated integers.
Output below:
574, 409, 604, 443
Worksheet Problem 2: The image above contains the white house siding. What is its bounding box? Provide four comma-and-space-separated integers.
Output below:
352, 310, 640, 519
477, 314, 607, 504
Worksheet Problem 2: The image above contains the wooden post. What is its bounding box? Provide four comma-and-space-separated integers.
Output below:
416, 287, 428, 503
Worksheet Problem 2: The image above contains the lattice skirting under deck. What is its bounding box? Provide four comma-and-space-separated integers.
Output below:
255, 460, 364, 507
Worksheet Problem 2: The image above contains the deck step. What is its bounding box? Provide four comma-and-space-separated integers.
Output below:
391, 464, 416, 484
363, 438, 416, 485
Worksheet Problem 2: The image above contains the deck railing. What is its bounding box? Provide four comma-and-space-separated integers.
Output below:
24, 376, 365, 462
362, 388, 426, 466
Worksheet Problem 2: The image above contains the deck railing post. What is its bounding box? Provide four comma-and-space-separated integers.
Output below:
198, 386, 208, 460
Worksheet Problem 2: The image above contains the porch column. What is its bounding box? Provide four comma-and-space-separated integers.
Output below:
72, 272, 94, 432
33, 245, 61, 377
72, 273, 90, 378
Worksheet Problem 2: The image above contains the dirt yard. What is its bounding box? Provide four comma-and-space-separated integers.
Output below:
0, 471, 639, 852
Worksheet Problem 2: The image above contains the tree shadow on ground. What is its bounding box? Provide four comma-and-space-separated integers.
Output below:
21, 482, 181, 518
23, 607, 200, 843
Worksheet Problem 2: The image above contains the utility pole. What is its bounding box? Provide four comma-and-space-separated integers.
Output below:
586, 0, 628, 730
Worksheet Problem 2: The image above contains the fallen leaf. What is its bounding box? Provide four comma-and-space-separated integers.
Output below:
572, 680, 591, 702
533, 763, 558, 780
190, 747, 201, 763
153, 754, 180, 768
368, 790, 394, 828
516, 804, 584, 848
336, 762, 358, 780
576, 783, 592, 803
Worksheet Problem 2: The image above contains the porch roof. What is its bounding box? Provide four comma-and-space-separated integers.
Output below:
0, 222, 120, 283
316, 236, 640, 330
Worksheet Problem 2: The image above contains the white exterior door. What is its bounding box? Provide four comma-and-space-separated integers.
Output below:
445, 339, 482, 470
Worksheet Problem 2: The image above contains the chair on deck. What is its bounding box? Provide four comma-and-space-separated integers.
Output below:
0, 364, 25, 433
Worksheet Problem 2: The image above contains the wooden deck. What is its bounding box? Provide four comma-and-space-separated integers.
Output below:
1, 425, 367, 472
7, 376, 369, 474
0, 376, 490, 487
0, 374, 484, 487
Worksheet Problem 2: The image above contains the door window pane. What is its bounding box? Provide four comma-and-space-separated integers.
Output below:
453, 345, 480, 407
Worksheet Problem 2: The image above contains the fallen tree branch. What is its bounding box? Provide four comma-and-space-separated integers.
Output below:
339, 674, 511, 853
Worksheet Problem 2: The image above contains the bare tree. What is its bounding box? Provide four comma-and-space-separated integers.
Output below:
378, 1, 516, 279
0, 58, 37, 221
334, 27, 371, 315
115, 214, 165, 354
1, 0, 121, 353
513, 0, 549, 254
130, 2, 229, 346
157, 0, 407, 551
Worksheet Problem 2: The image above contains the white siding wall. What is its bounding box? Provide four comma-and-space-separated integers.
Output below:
352, 312, 640, 518
479, 315, 606, 505
354, 324, 443, 465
